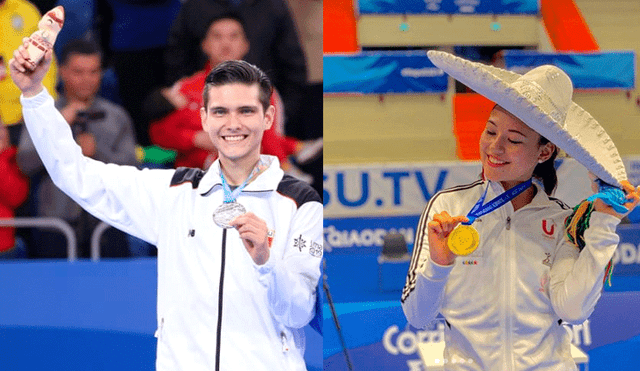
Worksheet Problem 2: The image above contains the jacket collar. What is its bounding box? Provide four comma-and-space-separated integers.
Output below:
198, 155, 284, 196
485, 179, 555, 212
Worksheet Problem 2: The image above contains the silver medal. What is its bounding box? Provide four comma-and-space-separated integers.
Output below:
213, 202, 246, 229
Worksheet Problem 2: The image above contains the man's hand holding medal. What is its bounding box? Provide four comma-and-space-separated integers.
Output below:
229, 212, 271, 265
212, 162, 274, 266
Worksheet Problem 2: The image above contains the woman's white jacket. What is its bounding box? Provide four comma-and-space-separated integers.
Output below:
402, 180, 620, 371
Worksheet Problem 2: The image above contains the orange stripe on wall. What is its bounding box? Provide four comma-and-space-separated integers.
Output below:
540, 0, 599, 52
453, 93, 495, 160
323, 0, 359, 53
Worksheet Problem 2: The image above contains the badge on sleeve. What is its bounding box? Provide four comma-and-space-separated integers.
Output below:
309, 241, 323, 258
267, 230, 275, 248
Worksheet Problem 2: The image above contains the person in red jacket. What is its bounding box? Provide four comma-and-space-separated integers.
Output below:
0, 121, 29, 258
148, 13, 321, 180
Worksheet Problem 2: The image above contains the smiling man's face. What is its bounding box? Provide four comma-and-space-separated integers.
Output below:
200, 82, 274, 168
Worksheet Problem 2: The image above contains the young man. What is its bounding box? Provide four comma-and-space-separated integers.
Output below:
147, 13, 321, 180
10, 39, 322, 370
17, 39, 137, 258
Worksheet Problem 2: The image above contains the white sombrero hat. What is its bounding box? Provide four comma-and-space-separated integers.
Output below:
427, 50, 627, 188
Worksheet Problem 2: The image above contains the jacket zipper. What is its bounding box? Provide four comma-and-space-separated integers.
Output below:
501, 215, 508, 370
506, 216, 515, 370
280, 331, 290, 352
215, 229, 228, 371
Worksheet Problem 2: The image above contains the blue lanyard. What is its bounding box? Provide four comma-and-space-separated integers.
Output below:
463, 179, 533, 225
219, 163, 261, 203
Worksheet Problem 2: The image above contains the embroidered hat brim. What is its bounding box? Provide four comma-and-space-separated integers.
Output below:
427, 50, 627, 188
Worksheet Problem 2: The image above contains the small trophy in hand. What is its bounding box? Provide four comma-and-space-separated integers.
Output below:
24, 6, 65, 69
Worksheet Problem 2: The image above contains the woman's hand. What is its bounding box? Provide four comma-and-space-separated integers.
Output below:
593, 179, 640, 219
427, 211, 468, 266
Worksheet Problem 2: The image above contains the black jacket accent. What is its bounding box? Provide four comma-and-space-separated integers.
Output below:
170, 167, 206, 188
142, 88, 176, 124
276, 175, 321, 208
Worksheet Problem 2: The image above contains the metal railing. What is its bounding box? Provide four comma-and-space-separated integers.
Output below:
1, 219, 146, 262
0, 217, 77, 261
90, 221, 112, 262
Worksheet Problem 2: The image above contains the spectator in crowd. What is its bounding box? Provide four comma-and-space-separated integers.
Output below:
99, 0, 182, 145
0, 121, 29, 259
163, 0, 307, 138
17, 39, 137, 258
282, 0, 323, 193
1, 0, 58, 145
282, 0, 321, 139
147, 13, 321, 181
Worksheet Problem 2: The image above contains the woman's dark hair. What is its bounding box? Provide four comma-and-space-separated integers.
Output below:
202, 60, 272, 112
533, 136, 558, 195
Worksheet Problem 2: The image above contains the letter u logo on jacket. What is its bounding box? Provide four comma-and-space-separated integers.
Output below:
542, 220, 555, 237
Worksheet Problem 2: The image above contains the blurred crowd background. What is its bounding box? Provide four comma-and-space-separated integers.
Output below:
0, 0, 323, 260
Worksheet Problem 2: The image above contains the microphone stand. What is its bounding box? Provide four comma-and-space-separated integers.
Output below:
323, 257, 354, 370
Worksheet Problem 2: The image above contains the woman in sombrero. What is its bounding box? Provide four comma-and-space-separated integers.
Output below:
401, 51, 640, 370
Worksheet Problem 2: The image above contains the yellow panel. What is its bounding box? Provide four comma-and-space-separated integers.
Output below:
574, 91, 640, 157
323, 90, 640, 166
358, 15, 539, 47
575, 0, 640, 137
324, 93, 457, 164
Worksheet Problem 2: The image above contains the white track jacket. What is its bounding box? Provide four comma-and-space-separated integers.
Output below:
22, 89, 323, 371
402, 180, 620, 371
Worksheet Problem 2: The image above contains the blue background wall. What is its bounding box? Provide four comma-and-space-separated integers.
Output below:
0, 258, 322, 371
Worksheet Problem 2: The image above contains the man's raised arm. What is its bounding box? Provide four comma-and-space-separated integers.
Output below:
10, 40, 173, 246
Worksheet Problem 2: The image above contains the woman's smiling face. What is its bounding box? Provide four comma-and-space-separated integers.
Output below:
479, 105, 555, 189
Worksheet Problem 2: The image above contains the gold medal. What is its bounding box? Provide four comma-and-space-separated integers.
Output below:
447, 225, 480, 256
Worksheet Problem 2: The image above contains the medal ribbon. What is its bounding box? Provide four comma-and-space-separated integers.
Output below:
220, 161, 263, 203
463, 179, 533, 225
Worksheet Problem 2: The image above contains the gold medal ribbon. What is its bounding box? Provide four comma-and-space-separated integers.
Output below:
447, 179, 533, 256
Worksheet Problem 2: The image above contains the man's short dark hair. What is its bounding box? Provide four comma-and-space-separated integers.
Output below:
203, 12, 247, 42
202, 60, 273, 113
60, 39, 103, 66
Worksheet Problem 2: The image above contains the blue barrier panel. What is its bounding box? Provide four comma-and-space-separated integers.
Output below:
358, 0, 539, 15
503, 51, 636, 90
0, 259, 322, 371
0, 326, 156, 371
323, 292, 640, 370
611, 224, 640, 276
323, 53, 447, 94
